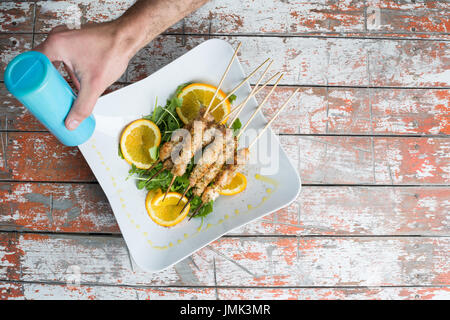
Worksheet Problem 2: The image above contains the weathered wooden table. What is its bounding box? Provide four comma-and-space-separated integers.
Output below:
0, 0, 449, 300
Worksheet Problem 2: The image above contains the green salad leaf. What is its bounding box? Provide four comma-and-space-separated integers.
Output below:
231, 117, 242, 136
118, 143, 124, 159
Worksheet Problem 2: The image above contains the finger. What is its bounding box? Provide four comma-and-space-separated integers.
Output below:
65, 83, 100, 131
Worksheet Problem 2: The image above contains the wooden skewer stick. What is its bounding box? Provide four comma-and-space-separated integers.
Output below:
147, 165, 166, 182
248, 88, 300, 149
163, 175, 176, 201
219, 71, 281, 124
189, 202, 204, 220
204, 42, 242, 117
228, 60, 273, 128
177, 184, 191, 205
179, 195, 192, 215
237, 73, 284, 139
147, 159, 161, 172
209, 58, 270, 114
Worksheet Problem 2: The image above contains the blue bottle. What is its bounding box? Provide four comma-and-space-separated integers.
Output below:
4, 51, 95, 146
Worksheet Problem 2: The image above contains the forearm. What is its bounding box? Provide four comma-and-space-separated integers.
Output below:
116, 0, 209, 59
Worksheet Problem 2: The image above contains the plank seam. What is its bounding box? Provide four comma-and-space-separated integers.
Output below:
0, 279, 449, 290
1, 130, 448, 138
2, 80, 450, 90
0, 230, 448, 238
5, 31, 450, 42
1, 180, 449, 187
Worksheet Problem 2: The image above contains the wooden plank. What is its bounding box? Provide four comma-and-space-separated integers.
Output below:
4, 83, 448, 136
257, 86, 450, 135
373, 137, 450, 185
186, 0, 450, 39
365, 0, 450, 36
1, 281, 448, 300
1, 133, 448, 185
0, 83, 46, 132
232, 186, 450, 236
32, 0, 450, 38
34, 0, 134, 34
217, 287, 450, 300
211, 237, 450, 287
0, 2, 34, 33
0, 281, 216, 300
0, 232, 20, 281
2, 183, 449, 236
0, 232, 216, 287
127, 35, 450, 87
1, 232, 448, 287
0, 132, 95, 182
0, 182, 119, 234
299, 136, 450, 185
0, 33, 32, 81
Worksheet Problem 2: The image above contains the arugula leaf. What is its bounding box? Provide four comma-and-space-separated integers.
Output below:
118, 144, 124, 159
228, 94, 237, 104
175, 82, 192, 96
190, 199, 213, 218
231, 117, 242, 136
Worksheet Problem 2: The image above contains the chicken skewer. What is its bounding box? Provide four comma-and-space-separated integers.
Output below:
176, 68, 276, 206
161, 57, 272, 200
156, 67, 275, 174
189, 148, 249, 219
203, 42, 242, 117
144, 110, 214, 184
163, 116, 216, 200
159, 42, 241, 199
187, 71, 284, 192
177, 130, 236, 208
145, 110, 213, 173
148, 56, 273, 177
181, 76, 283, 214
190, 88, 299, 218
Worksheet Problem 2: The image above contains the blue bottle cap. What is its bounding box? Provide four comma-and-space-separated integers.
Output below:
4, 51, 50, 98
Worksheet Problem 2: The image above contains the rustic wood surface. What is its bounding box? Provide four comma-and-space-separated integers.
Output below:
0, 0, 449, 300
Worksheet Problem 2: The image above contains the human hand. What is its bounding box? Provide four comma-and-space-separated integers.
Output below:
35, 22, 134, 130
35, 0, 209, 131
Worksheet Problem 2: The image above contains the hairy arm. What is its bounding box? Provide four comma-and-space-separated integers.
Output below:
36, 0, 209, 130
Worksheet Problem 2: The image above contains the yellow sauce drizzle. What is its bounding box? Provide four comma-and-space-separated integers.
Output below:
92, 139, 280, 252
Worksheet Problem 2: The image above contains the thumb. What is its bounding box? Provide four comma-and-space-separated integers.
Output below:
65, 83, 100, 130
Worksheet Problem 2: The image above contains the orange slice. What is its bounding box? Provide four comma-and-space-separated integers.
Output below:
219, 172, 247, 196
176, 83, 231, 124
145, 190, 190, 227
120, 119, 161, 169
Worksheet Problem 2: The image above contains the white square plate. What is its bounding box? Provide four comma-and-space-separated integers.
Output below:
78, 39, 301, 272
